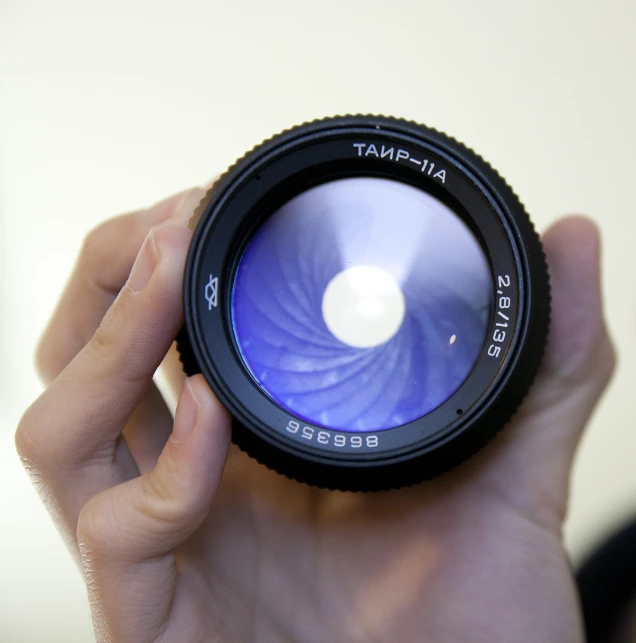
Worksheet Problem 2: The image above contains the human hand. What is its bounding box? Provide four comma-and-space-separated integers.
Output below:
16, 188, 615, 643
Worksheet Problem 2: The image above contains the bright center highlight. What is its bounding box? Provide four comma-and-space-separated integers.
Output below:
321, 265, 406, 348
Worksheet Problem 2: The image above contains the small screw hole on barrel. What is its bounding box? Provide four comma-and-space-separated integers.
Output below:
255, 174, 262, 182
456, 409, 463, 415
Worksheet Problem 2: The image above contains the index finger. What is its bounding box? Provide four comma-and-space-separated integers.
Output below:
36, 188, 204, 384
16, 221, 194, 539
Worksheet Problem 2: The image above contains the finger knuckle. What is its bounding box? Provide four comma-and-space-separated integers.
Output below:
15, 397, 73, 475
139, 466, 207, 527
89, 323, 113, 356
87, 320, 152, 386
87, 316, 130, 372
140, 470, 183, 524
579, 324, 617, 390
76, 495, 114, 556
80, 220, 116, 270
15, 402, 45, 466
82, 325, 116, 382
34, 334, 60, 384
553, 321, 617, 393
598, 334, 617, 386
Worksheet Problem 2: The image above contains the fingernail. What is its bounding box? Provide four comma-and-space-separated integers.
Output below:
203, 175, 219, 190
127, 231, 158, 292
139, 187, 204, 226
173, 188, 206, 225
172, 379, 200, 444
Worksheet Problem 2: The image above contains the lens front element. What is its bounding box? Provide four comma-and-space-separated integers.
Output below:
231, 177, 493, 433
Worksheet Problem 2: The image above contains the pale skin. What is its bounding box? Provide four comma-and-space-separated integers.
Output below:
15, 187, 615, 643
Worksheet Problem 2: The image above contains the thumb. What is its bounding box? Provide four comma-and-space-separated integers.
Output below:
470, 216, 616, 529
76, 375, 231, 643
519, 216, 616, 462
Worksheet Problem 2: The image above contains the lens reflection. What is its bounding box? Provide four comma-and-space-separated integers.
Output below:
231, 177, 493, 432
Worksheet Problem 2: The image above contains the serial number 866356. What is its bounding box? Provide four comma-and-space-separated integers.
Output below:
286, 421, 379, 448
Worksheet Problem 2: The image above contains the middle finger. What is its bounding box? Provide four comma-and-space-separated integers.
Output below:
36, 189, 203, 472
17, 221, 193, 541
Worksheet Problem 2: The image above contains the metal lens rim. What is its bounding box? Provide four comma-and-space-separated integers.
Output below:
184, 119, 530, 466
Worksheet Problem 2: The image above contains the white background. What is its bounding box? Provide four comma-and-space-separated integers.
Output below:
1, 0, 635, 640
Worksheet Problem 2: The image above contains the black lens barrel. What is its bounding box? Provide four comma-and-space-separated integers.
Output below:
177, 115, 550, 491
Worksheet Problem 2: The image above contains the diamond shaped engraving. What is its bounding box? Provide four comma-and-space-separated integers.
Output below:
205, 275, 218, 310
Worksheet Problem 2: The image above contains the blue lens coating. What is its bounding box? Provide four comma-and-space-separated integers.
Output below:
231, 177, 493, 432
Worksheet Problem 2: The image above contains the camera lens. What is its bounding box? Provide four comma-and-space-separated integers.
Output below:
231, 177, 492, 432
178, 115, 549, 491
